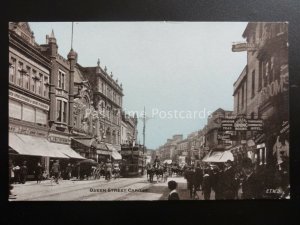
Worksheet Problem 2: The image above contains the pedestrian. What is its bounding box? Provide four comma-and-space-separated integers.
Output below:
65, 163, 73, 180
168, 180, 180, 200
9, 159, 17, 199
202, 169, 211, 200
105, 159, 112, 181
20, 161, 28, 184
51, 160, 61, 184
35, 162, 44, 184
193, 163, 203, 198
220, 160, 237, 200
185, 166, 196, 199
241, 158, 264, 199
13, 164, 20, 184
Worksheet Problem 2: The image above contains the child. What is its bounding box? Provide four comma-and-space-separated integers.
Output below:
168, 180, 180, 200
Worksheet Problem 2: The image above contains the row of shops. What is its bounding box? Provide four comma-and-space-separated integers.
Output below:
9, 128, 122, 180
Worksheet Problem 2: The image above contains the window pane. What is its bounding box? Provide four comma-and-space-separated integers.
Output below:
17, 62, 23, 86
9, 58, 16, 83
63, 101, 67, 123
9, 100, 22, 119
23, 104, 35, 122
36, 109, 47, 124
57, 100, 62, 121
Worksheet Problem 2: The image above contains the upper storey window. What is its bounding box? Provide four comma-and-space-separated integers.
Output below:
58, 70, 65, 90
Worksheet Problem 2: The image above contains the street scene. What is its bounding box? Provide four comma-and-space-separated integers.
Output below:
9, 22, 289, 200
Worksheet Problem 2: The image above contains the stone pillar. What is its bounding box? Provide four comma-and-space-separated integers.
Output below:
67, 49, 77, 131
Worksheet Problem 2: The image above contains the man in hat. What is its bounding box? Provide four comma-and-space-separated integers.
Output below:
220, 160, 237, 199
105, 159, 112, 181
241, 158, 264, 199
51, 160, 61, 184
20, 161, 28, 184
168, 180, 180, 200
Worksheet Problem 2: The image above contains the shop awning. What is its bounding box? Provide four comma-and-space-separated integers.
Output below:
72, 138, 97, 148
105, 143, 122, 160
202, 150, 234, 163
105, 143, 115, 151
9, 133, 68, 158
48, 142, 85, 159
112, 150, 122, 160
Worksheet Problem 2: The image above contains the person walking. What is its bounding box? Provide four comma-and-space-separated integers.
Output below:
35, 162, 44, 184
20, 161, 28, 184
202, 169, 212, 200
65, 163, 73, 180
105, 159, 112, 181
220, 160, 237, 199
51, 160, 61, 184
241, 158, 264, 199
9, 160, 17, 199
168, 180, 180, 200
193, 164, 203, 198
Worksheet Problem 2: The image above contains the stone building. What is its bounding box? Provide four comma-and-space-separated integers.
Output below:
8, 23, 84, 177
232, 22, 289, 168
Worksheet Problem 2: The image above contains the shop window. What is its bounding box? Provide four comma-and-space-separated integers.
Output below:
9, 100, 22, 120
9, 57, 16, 83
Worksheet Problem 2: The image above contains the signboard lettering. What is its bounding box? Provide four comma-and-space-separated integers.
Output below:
232, 42, 258, 52
9, 90, 49, 111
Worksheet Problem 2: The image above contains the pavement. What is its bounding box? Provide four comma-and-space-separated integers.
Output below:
9, 175, 215, 201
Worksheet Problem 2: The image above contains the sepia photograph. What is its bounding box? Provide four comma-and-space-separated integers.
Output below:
8, 21, 289, 201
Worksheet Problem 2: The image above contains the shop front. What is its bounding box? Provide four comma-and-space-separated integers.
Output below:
96, 142, 111, 163
9, 132, 69, 180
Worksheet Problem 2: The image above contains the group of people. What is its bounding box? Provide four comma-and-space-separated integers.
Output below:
182, 157, 289, 200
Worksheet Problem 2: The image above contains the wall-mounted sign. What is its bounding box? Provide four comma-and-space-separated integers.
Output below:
259, 73, 288, 105
232, 42, 258, 52
48, 135, 70, 144
9, 124, 47, 137
9, 90, 49, 111
217, 134, 231, 140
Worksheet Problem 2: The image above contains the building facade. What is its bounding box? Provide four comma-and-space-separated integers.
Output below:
233, 22, 289, 169
9, 23, 84, 177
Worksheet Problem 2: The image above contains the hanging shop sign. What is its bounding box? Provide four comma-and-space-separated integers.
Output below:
232, 42, 258, 52
217, 134, 231, 140
280, 121, 289, 134
221, 117, 263, 131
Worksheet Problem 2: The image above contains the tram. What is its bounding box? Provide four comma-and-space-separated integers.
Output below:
120, 144, 145, 177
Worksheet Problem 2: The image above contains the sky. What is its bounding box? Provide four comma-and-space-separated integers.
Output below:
29, 22, 247, 150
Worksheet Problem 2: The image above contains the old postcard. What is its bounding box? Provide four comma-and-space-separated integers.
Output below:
8, 22, 289, 200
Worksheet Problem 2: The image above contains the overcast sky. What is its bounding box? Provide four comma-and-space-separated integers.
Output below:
30, 22, 247, 149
